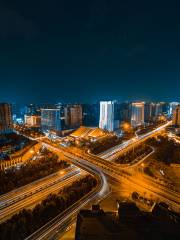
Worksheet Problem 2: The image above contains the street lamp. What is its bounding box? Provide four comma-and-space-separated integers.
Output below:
60, 170, 65, 175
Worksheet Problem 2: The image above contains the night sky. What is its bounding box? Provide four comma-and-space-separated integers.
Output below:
0, 0, 180, 103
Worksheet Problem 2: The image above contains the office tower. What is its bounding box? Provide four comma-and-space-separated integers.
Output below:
99, 101, 115, 131
11, 103, 19, 123
155, 103, 162, 116
25, 104, 37, 116
82, 103, 100, 127
24, 115, 41, 127
64, 105, 82, 129
41, 108, 61, 132
144, 103, 153, 123
151, 102, 164, 117
173, 105, 180, 126
0, 103, 13, 134
119, 102, 131, 123
169, 102, 179, 115
113, 101, 120, 129
131, 102, 145, 127
161, 102, 169, 115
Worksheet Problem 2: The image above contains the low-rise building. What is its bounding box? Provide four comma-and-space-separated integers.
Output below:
24, 115, 41, 127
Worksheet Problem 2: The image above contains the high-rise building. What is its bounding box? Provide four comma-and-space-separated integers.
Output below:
144, 102, 169, 123
169, 102, 179, 115
0, 103, 13, 134
119, 102, 131, 123
25, 104, 38, 116
144, 103, 153, 123
82, 103, 100, 127
156, 103, 162, 116
99, 101, 115, 132
131, 102, 145, 127
41, 108, 61, 132
161, 102, 169, 115
64, 105, 82, 129
173, 105, 180, 126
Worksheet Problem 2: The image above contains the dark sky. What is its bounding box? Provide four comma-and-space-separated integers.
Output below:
0, 0, 180, 103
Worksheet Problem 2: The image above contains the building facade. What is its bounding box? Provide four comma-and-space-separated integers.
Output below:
119, 102, 131, 124
131, 102, 145, 127
99, 101, 115, 132
24, 115, 41, 127
82, 103, 100, 127
144, 103, 153, 123
64, 105, 82, 129
173, 105, 180, 126
169, 102, 179, 115
0, 103, 13, 134
41, 108, 61, 132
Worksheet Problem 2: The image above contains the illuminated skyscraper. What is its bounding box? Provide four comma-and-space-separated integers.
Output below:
0, 103, 13, 134
99, 101, 115, 131
41, 108, 61, 132
173, 105, 180, 126
131, 102, 145, 127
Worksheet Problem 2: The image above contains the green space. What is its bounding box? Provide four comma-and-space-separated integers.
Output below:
90, 135, 122, 154
147, 136, 180, 164
115, 144, 152, 164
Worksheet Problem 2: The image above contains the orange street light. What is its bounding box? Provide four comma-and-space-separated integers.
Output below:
122, 122, 131, 130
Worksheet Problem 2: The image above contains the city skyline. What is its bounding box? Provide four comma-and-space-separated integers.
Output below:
0, 1, 180, 239
1, 99, 180, 106
0, 1, 180, 103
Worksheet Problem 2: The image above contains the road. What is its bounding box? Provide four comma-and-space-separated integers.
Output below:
98, 121, 172, 160
42, 137, 180, 211
25, 122, 179, 215
25, 151, 110, 240
13, 121, 180, 239
60, 145, 180, 212
24, 139, 179, 240
0, 168, 84, 223
0, 166, 78, 209
25, 141, 180, 240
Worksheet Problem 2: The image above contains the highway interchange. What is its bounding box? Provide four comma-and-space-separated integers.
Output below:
1, 120, 180, 239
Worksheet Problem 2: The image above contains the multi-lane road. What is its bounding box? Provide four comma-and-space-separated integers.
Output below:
24, 139, 180, 240
25, 152, 110, 240
0, 166, 77, 209
0, 167, 84, 223
98, 121, 172, 160
8, 120, 180, 239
